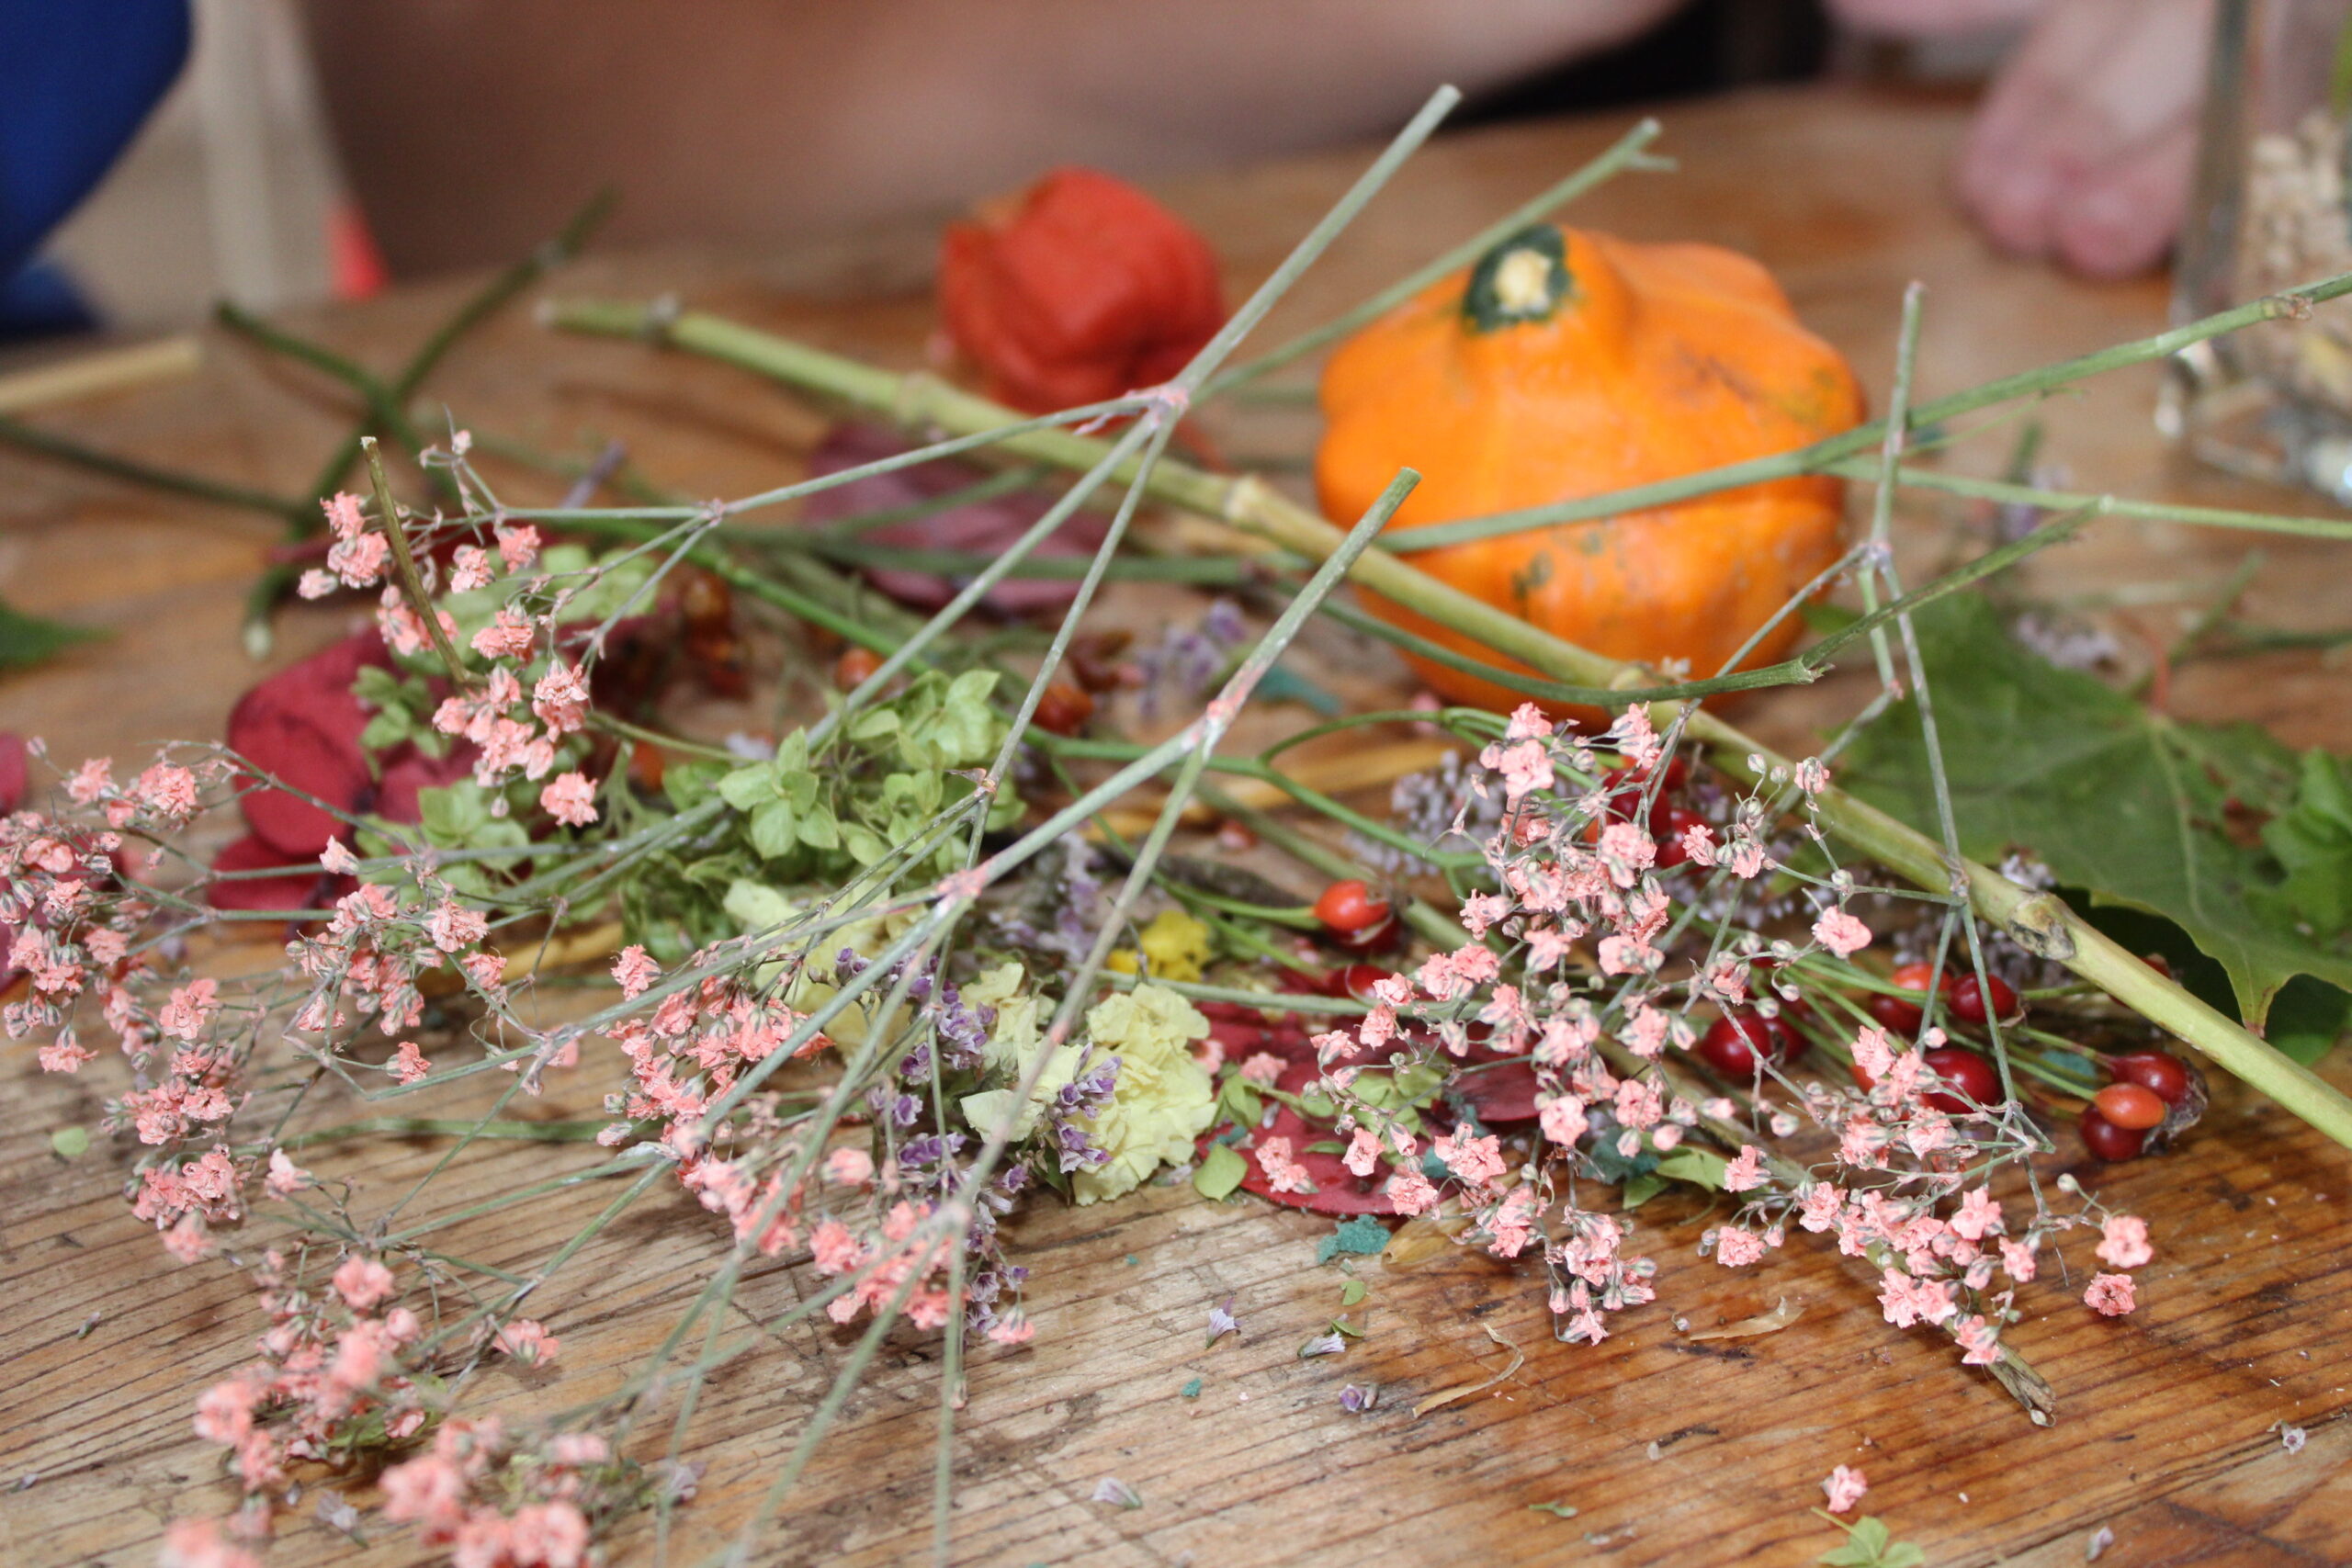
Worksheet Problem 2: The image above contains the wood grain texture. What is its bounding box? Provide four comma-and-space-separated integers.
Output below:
2, 85, 2348, 1567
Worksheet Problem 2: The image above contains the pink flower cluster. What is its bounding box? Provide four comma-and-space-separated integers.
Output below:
379, 1418, 611, 1568
188, 1250, 432, 1497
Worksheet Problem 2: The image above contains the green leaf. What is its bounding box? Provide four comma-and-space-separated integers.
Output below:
1619, 1172, 1667, 1209
716, 763, 777, 812
1527, 1502, 1579, 1520
1316, 1215, 1390, 1264
417, 782, 486, 842
1656, 1147, 1729, 1190
358, 708, 412, 751
1816, 1516, 1925, 1568
926, 670, 1002, 765
1841, 594, 2352, 1037
796, 802, 840, 851
0, 596, 104, 671
662, 759, 725, 810
49, 1126, 89, 1159
1340, 1279, 1368, 1307
1217, 1075, 1263, 1127
842, 823, 888, 867
748, 797, 799, 861
848, 706, 900, 742
2258, 750, 2352, 932
1193, 1143, 1248, 1201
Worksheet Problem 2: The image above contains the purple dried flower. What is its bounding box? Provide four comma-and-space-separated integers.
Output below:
1298, 1331, 1347, 1359
1205, 1295, 1240, 1347
1339, 1382, 1378, 1414
1091, 1476, 1143, 1509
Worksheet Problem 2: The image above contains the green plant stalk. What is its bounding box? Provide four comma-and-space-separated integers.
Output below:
304, 189, 615, 506
0, 411, 312, 526
1820, 457, 2352, 541
362, 435, 472, 687
1201, 116, 1668, 396
548, 307, 2352, 1149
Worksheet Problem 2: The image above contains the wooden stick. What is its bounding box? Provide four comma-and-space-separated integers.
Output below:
0, 336, 201, 415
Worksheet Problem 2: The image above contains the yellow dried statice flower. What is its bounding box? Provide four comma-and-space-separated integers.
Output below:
1103, 907, 1215, 984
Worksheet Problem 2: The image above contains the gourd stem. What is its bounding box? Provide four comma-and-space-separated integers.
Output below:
543, 300, 2352, 1152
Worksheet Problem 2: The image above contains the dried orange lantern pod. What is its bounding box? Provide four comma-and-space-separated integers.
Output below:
1315, 224, 1863, 717
939, 167, 1226, 413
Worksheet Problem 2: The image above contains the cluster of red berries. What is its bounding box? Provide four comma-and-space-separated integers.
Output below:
2081, 1049, 2195, 1160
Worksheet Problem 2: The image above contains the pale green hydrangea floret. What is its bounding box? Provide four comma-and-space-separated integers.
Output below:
960, 970, 1216, 1204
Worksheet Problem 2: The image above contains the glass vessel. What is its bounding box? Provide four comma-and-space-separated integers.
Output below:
2166, 0, 2352, 501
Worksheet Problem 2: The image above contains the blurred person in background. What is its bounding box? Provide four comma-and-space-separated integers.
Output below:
3, 0, 2211, 341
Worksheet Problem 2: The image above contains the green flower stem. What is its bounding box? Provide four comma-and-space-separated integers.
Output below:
362, 435, 472, 687
1819, 457, 2352, 542
276, 1116, 613, 1150
305, 190, 614, 507
802, 539, 1263, 584
1201, 116, 1669, 397
571, 311, 2352, 1149
0, 411, 312, 526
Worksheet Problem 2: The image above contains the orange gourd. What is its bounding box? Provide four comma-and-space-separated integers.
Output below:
1315, 223, 1864, 717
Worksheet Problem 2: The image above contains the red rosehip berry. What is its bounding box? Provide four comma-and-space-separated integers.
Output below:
1335, 964, 1394, 1003
1651, 805, 1708, 868
1946, 972, 2020, 1026
1921, 1045, 1999, 1112
1313, 879, 1389, 936
1698, 1012, 1803, 1077
2108, 1049, 2193, 1106
1334, 910, 1406, 954
2079, 1106, 2148, 1162
1866, 990, 1926, 1035
2091, 1082, 2168, 1131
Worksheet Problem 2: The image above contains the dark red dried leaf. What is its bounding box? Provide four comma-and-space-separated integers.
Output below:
800, 423, 1106, 616
0, 732, 27, 815
224, 631, 391, 858
206, 832, 354, 913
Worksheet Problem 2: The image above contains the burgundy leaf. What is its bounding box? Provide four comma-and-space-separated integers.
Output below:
224, 631, 391, 858
799, 423, 1106, 615
0, 731, 26, 814
205, 832, 352, 913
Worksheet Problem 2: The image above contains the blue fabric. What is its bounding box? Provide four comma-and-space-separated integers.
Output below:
0, 0, 192, 282
0, 257, 98, 343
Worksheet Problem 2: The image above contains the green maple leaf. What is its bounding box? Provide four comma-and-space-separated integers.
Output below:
1841, 594, 2352, 1052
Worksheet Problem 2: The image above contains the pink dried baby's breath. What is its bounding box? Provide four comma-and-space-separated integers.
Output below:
2084, 1272, 2138, 1316
1821, 1464, 1868, 1514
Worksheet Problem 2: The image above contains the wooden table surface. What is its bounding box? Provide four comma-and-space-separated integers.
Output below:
4, 85, 2350, 1568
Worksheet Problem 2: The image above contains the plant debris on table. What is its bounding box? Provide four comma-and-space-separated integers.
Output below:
6, 92, 2352, 1568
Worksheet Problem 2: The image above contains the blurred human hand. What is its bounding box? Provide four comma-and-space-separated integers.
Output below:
1833, 0, 2214, 279
1954, 0, 2212, 277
